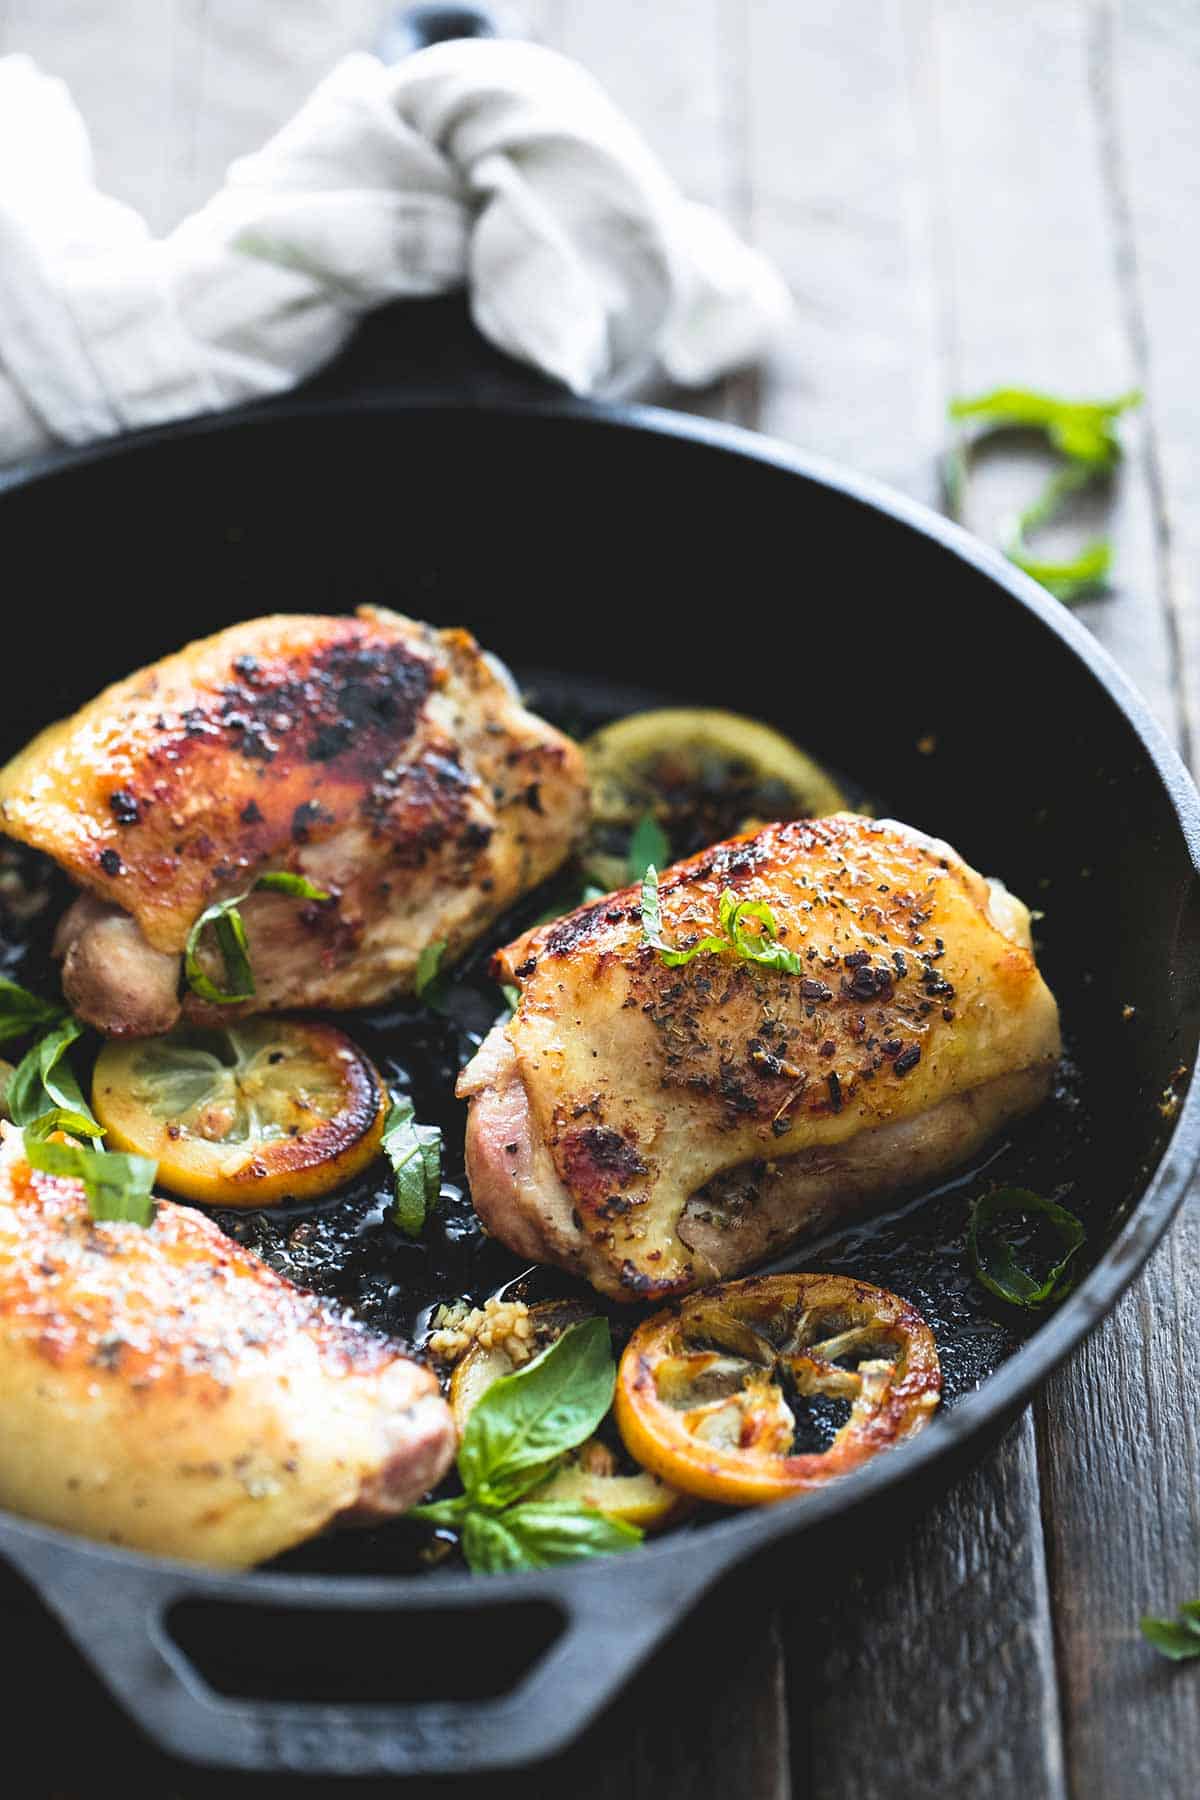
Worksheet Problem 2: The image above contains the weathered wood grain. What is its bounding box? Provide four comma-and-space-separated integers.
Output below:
1027, 3, 1200, 1791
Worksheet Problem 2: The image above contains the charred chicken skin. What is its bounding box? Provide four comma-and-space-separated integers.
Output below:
459, 815, 1061, 1301
0, 1123, 454, 1567
0, 608, 587, 1036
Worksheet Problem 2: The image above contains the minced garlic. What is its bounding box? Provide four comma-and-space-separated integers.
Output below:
426, 1296, 536, 1366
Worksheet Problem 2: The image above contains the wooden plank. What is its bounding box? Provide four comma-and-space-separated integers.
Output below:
1028, 3, 1200, 1791
741, 3, 1068, 1793
798, 1417, 1066, 1799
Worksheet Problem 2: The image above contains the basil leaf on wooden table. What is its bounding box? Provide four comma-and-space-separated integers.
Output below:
458, 1315, 617, 1508
968, 1186, 1085, 1307
462, 1501, 641, 1573
383, 1098, 443, 1237
185, 872, 331, 1004
1141, 1601, 1200, 1661
0, 975, 64, 1046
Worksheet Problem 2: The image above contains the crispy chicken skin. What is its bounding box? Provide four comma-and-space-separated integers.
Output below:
0, 608, 587, 1036
459, 814, 1062, 1301
0, 1124, 454, 1566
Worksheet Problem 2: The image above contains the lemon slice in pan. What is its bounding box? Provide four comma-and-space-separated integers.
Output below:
583, 708, 846, 889
92, 1020, 386, 1207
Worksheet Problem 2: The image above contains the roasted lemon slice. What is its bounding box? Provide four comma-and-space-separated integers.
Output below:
615, 1274, 941, 1506
92, 1021, 386, 1206
449, 1299, 691, 1531
583, 708, 846, 888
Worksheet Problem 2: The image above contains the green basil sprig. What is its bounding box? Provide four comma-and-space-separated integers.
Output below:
1141, 1600, 1200, 1662
185, 871, 331, 1004
947, 386, 1142, 602
412, 1319, 643, 1573
641, 865, 802, 976
383, 1097, 443, 1237
24, 1118, 156, 1226
968, 1186, 1085, 1307
0, 975, 64, 1046
7, 1017, 98, 1132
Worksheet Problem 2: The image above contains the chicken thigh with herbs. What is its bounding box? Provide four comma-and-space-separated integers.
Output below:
460, 814, 1061, 1300
0, 608, 587, 1036
0, 1123, 454, 1566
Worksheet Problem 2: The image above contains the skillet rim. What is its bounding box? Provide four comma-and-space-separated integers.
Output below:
0, 388, 1196, 1604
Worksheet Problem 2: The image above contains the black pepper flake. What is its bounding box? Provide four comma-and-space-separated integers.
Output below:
240, 799, 263, 826
98, 848, 123, 876
819, 1039, 836, 1057
827, 1071, 842, 1111
893, 1044, 921, 1076
108, 789, 140, 825
513, 958, 537, 979
522, 783, 544, 815
843, 950, 870, 969
800, 977, 833, 1002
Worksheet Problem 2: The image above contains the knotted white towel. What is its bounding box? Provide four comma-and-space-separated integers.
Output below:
0, 42, 790, 465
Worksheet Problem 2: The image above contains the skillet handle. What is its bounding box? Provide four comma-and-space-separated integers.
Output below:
298, 1, 564, 412
1, 1524, 717, 1778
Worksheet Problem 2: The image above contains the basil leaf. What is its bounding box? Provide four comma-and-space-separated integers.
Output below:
1141, 1607, 1200, 1661
185, 894, 255, 1004
415, 939, 447, 1000
968, 1186, 1085, 1307
948, 387, 1142, 468
254, 872, 331, 902
185, 872, 331, 1003
383, 1098, 443, 1237
0, 976, 63, 1047
641, 868, 802, 976
8, 1017, 97, 1130
627, 814, 670, 885
24, 1131, 156, 1226
408, 1496, 471, 1529
640, 866, 727, 968
24, 1106, 106, 1145
457, 1317, 617, 1510
461, 1501, 642, 1574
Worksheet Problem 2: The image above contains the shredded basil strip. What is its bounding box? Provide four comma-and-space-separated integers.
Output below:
968, 1186, 1085, 1307
627, 814, 670, 885
410, 1319, 643, 1573
0, 975, 64, 1046
185, 872, 331, 1004
415, 939, 447, 1001
24, 1130, 156, 1226
7, 1017, 99, 1133
23, 1106, 106, 1146
1141, 1601, 1200, 1662
947, 386, 1142, 603
641, 865, 802, 975
383, 1097, 443, 1237
499, 982, 521, 1017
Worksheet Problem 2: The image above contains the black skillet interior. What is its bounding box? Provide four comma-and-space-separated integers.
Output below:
0, 300, 1197, 1776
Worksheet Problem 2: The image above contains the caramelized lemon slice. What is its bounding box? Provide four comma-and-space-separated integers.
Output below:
92, 1021, 386, 1207
448, 1299, 692, 1531
583, 708, 846, 888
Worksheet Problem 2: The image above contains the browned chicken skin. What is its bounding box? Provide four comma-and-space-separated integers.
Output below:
0, 1124, 455, 1566
0, 609, 587, 1036
459, 815, 1062, 1301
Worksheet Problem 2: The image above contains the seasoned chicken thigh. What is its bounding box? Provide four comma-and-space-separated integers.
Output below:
0, 1124, 454, 1566
460, 815, 1061, 1301
0, 609, 587, 1036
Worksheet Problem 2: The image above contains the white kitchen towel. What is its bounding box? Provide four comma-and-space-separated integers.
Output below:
0, 42, 791, 464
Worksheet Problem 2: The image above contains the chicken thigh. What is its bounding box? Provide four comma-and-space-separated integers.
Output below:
0, 1123, 454, 1566
460, 815, 1061, 1300
0, 609, 587, 1036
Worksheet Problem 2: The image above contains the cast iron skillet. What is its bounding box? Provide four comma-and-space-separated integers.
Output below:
0, 90, 1198, 1784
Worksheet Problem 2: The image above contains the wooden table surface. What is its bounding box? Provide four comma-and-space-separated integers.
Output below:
4, 3, 1198, 1796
